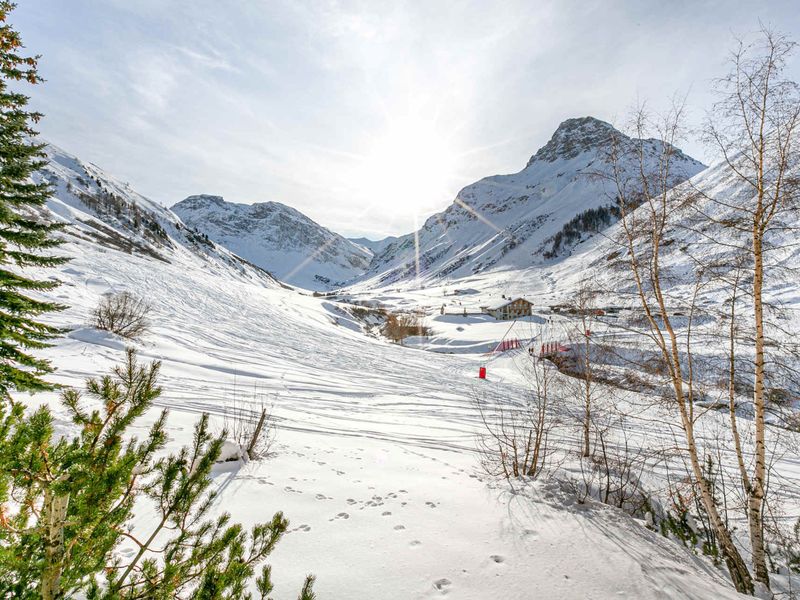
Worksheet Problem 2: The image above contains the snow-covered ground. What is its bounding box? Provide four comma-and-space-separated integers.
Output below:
26, 135, 800, 598
27, 226, 778, 599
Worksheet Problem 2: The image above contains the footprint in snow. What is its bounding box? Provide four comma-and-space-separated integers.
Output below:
381, 511, 391, 516
490, 555, 505, 564
329, 512, 349, 521
433, 578, 452, 594
393, 525, 405, 530
425, 501, 438, 508
409, 540, 422, 547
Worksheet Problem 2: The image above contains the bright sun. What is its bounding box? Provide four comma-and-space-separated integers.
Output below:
361, 117, 457, 217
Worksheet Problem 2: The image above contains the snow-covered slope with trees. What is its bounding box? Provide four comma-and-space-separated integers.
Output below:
172, 195, 372, 290
357, 117, 705, 287
37, 144, 280, 287
16, 136, 768, 599
539, 148, 800, 311
32, 191, 749, 600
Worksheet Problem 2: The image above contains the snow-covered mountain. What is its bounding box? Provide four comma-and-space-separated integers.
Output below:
172, 195, 372, 291
545, 142, 800, 307
29, 137, 793, 600
357, 117, 706, 287
36, 144, 280, 287
349, 236, 398, 256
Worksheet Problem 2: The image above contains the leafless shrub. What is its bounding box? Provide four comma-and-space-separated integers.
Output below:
92, 291, 151, 339
766, 387, 793, 406
567, 415, 650, 517
476, 354, 562, 480
223, 386, 276, 461
621, 369, 651, 390
642, 358, 668, 377
382, 311, 431, 343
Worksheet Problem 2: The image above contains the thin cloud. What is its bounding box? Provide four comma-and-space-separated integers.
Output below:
13, 0, 800, 238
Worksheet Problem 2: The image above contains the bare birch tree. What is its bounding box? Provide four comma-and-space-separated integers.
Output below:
605, 103, 755, 594
699, 27, 800, 590
555, 278, 604, 458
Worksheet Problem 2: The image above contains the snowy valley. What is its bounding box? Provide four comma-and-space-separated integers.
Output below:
3, 5, 800, 596
20, 116, 800, 599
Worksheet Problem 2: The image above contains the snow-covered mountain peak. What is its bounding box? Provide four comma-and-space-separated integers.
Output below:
356, 116, 706, 287
528, 116, 616, 165
178, 194, 228, 209
172, 195, 371, 291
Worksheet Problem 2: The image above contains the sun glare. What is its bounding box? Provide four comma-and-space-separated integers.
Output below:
361, 117, 457, 217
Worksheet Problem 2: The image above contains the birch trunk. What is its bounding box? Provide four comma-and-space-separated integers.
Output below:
749, 226, 769, 586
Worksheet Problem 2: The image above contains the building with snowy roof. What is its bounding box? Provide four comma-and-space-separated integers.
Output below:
480, 298, 533, 320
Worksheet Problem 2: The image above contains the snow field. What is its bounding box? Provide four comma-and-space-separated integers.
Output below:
30, 235, 763, 599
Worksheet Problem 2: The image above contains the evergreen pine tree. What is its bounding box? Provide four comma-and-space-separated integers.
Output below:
0, 1, 66, 399
0, 349, 316, 599
0, 9, 316, 596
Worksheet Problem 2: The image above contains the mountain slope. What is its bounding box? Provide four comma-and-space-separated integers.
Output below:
172, 195, 372, 291
357, 117, 705, 287
545, 145, 800, 307
35, 160, 750, 600
37, 143, 280, 287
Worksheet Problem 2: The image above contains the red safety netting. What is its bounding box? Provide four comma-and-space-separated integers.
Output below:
539, 341, 570, 356
493, 338, 521, 353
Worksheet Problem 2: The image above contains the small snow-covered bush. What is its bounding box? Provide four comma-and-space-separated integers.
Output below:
92, 291, 151, 339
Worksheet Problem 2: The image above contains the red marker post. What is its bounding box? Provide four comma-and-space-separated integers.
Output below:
478, 366, 487, 379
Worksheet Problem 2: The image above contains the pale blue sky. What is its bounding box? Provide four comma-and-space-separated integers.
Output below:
15, 0, 800, 238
